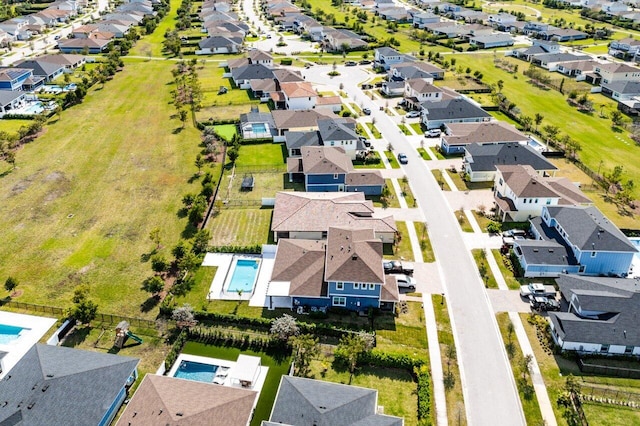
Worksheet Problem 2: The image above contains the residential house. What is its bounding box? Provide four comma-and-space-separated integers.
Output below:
102, 12, 144, 24
493, 164, 592, 222
508, 39, 560, 62
323, 28, 367, 52
455, 10, 488, 23
413, 12, 440, 28
271, 109, 335, 135
248, 49, 273, 67
280, 81, 317, 110
487, 12, 517, 29
285, 130, 322, 156
512, 205, 638, 277
271, 191, 396, 243
287, 146, 383, 194
593, 62, 640, 84
470, 34, 514, 49
273, 68, 303, 83
196, 35, 242, 54
600, 1, 630, 15
531, 53, 592, 72
0, 67, 43, 91
0, 344, 138, 426
316, 94, 343, 113
440, 120, 528, 155
116, 374, 258, 426
403, 78, 440, 109
542, 28, 588, 42
317, 118, 363, 159
381, 80, 406, 97
265, 376, 404, 425
0, 18, 32, 40
239, 110, 277, 139
35, 53, 86, 70
15, 59, 65, 82
230, 64, 273, 89
608, 37, 640, 60
420, 97, 491, 129
549, 275, 640, 355
390, 61, 445, 80
374, 46, 404, 70
58, 37, 112, 53
601, 80, 640, 101
0, 91, 27, 115
556, 60, 597, 80
463, 142, 557, 182
268, 226, 399, 311
378, 7, 410, 22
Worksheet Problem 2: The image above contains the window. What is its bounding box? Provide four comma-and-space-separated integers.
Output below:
333, 296, 346, 307
369, 283, 376, 290
336, 282, 344, 290
600, 344, 609, 353
330, 141, 335, 146
546, 199, 552, 205
625, 346, 634, 354
334, 173, 339, 179
353, 283, 360, 290
498, 178, 503, 186
535, 199, 538, 203
591, 252, 596, 257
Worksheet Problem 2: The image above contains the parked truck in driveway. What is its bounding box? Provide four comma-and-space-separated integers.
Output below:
520, 283, 556, 299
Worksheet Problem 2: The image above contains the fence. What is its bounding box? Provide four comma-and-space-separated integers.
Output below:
579, 358, 640, 379
0, 300, 64, 316
223, 199, 263, 208
92, 313, 158, 330
581, 383, 640, 407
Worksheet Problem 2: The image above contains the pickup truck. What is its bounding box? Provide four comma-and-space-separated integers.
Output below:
520, 283, 556, 299
383, 260, 414, 275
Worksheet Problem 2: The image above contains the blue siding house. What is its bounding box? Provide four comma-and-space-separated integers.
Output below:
269, 227, 399, 312
0, 67, 35, 91
287, 146, 384, 195
513, 205, 637, 278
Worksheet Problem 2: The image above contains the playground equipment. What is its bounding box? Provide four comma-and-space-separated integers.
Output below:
114, 321, 143, 348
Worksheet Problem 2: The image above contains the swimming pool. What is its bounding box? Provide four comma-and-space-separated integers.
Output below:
226, 258, 260, 294
252, 123, 267, 134
23, 102, 44, 114
173, 361, 218, 383
0, 324, 25, 345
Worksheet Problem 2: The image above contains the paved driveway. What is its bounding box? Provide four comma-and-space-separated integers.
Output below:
487, 290, 532, 313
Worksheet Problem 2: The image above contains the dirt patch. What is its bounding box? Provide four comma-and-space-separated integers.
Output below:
10, 289, 23, 298
45, 171, 66, 182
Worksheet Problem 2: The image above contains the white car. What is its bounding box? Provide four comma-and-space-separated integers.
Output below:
392, 274, 416, 291
425, 129, 441, 138
405, 111, 420, 118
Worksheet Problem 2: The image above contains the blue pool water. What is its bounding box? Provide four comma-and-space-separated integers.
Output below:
227, 259, 259, 293
0, 324, 24, 345
24, 102, 44, 114
174, 361, 218, 383
252, 123, 267, 133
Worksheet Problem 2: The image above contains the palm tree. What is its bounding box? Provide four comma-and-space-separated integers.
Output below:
534, 113, 544, 132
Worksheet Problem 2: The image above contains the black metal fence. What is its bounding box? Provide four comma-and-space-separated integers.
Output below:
0, 300, 64, 316
579, 359, 640, 379
581, 383, 640, 407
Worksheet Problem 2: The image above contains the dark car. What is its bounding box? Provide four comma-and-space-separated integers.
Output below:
345, 61, 357, 66
359, 60, 372, 65
530, 296, 560, 312
362, 107, 371, 115
397, 153, 408, 164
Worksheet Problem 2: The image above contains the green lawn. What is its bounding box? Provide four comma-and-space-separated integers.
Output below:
582, 403, 640, 425
235, 142, 286, 168
384, 221, 414, 261
416, 222, 435, 263
376, 301, 428, 355
206, 208, 273, 246
495, 313, 545, 425
129, 0, 181, 57
182, 341, 291, 426
171, 265, 217, 309
471, 210, 494, 232
431, 170, 451, 191
410, 122, 423, 134
472, 249, 498, 289
366, 122, 382, 138
455, 209, 473, 233
398, 124, 411, 135
0, 119, 38, 138
432, 295, 467, 425
491, 249, 522, 290
385, 151, 400, 169
397, 176, 416, 207
429, 147, 446, 160
0, 59, 208, 318
417, 147, 431, 160
368, 179, 401, 208
213, 124, 237, 142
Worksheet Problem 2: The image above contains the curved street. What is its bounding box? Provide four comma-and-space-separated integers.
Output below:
302, 65, 526, 426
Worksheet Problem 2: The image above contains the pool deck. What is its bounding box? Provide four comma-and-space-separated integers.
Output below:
0, 311, 56, 379
167, 353, 268, 401
202, 252, 275, 306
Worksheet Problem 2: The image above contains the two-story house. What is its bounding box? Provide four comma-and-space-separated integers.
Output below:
317, 118, 363, 159
280, 81, 317, 110
594, 62, 640, 85
374, 47, 404, 70
413, 12, 439, 28
512, 205, 638, 277
389, 61, 445, 80
404, 78, 440, 109
463, 142, 557, 182
268, 227, 399, 312
248, 49, 273, 68
608, 37, 640, 60
421, 97, 492, 130
0, 67, 44, 91
440, 120, 529, 155
493, 164, 592, 222
487, 12, 517, 29
549, 275, 640, 356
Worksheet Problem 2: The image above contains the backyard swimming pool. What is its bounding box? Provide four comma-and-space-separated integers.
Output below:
225, 258, 260, 294
173, 360, 219, 383
0, 324, 25, 345
252, 123, 267, 133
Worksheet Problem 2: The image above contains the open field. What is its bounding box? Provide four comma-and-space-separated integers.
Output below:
207, 208, 273, 246
0, 59, 206, 317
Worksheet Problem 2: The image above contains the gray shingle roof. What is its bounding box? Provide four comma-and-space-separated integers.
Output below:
231, 63, 274, 81
199, 35, 242, 49
534, 53, 591, 63
550, 275, 640, 347
601, 80, 640, 95
240, 111, 275, 127
268, 376, 403, 426
285, 130, 321, 150
465, 142, 556, 172
0, 344, 138, 425
14, 59, 64, 77
376, 47, 401, 56
318, 118, 358, 142
421, 98, 491, 122
545, 205, 637, 252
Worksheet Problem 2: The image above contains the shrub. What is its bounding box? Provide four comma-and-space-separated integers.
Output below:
415, 364, 431, 420
486, 221, 502, 234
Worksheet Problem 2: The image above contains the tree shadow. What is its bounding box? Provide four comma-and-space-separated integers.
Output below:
173, 127, 184, 134
188, 173, 202, 184
176, 207, 188, 218
140, 249, 157, 263
140, 296, 160, 313
62, 326, 92, 348
181, 222, 198, 239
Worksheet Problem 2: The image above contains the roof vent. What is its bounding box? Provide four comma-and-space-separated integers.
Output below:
548, 249, 554, 253
176, 412, 184, 417
46, 374, 54, 378
27, 403, 35, 410
533, 249, 539, 252
352, 254, 358, 260
41, 385, 49, 392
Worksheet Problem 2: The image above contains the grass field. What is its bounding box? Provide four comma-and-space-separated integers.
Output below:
385, 151, 400, 169
0, 59, 207, 317
206, 208, 273, 245
384, 221, 414, 261
472, 249, 498, 289
213, 124, 237, 142
0, 119, 38, 138
491, 249, 522, 290
431, 170, 451, 191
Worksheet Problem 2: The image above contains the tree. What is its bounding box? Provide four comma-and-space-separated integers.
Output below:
177, 251, 201, 275
195, 154, 204, 174
334, 332, 374, 383
151, 255, 168, 274
4, 276, 18, 295
172, 304, 197, 328
191, 229, 211, 255
610, 109, 624, 127
149, 227, 161, 249
291, 334, 319, 377
542, 124, 560, 145
520, 115, 533, 132
520, 354, 533, 380
70, 285, 97, 324
178, 109, 188, 128
534, 113, 544, 132
270, 314, 299, 341
496, 79, 504, 93
141, 275, 164, 296
227, 147, 239, 163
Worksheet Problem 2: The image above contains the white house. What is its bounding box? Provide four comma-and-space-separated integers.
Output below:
280, 81, 317, 110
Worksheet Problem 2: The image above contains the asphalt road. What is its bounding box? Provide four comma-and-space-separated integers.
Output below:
303, 65, 526, 426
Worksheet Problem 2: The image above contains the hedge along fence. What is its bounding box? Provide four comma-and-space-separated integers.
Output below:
208, 244, 263, 254
164, 329, 188, 372
239, 137, 275, 145
197, 118, 240, 128
186, 326, 289, 354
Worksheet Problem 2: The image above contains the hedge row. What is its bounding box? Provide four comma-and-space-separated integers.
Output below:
197, 118, 240, 128
164, 329, 188, 371
186, 327, 288, 353
359, 349, 427, 371
415, 364, 431, 421
239, 137, 275, 145
208, 244, 262, 254
2, 114, 39, 120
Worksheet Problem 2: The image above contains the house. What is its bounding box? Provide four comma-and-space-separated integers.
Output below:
323, 28, 367, 52
556, 60, 597, 79
440, 120, 528, 155
271, 109, 335, 134
287, 146, 384, 194
230, 64, 273, 89
58, 37, 112, 53
593, 62, 640, 84
0, 344, 138, 426
285, 130, 322, 156
549, 275, 640, 355
420, 97, 492, 129
381, 80, 405, 97
413, 12, 439, 28
531, 53, 592, 72
404, 78, 440, 109
271, 191, 396, 243
389, 61, 445, 80
541, 28, 588, 42
0, 67, 40, 91
196, 35, 242, 54
493, 164, 592, 222
15, 59, 65, 82
0, 90, 27, 114
378, 7, 410, 22
0, 18, 32, 41
512, 205, 638, 277
239, 110, 277, 139
509, 40, 559, 62
374, 47, 404, 70
487, 12, 517, 28
280, 81, 317, 110
470, 34, 514, 49
608, 37, 640, 60
268, 227, 399, 311
266, 376, 404, 425
317, 118, 363, 159
248, 49, 273, 67
316, 95, 343, 113
601, 80, 640, 101
35, 53, 86, 70
116, 374, 258, 426
463, 142, 557, 182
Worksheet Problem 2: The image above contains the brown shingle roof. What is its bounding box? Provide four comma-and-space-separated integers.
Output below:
497, 164, 591, 204
324, 227, 385, 284
300, 146, 352, 174
271, 239, 327, 297
406, 78, 439, 94
316, 95, 342, 106
271, 192, 396, 234
444, 121, 528, 146
381, 275, 400, 302
248, 49, 272, 62
280, 81, 317, 98
115, 374, 257, 426
346, 170, 384, 186
271, 109, 334, 130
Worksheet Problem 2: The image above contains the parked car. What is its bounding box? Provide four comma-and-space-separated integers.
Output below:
359, 60, 372, 65
397, 153, 408, 164
345, 61, 357, 66
405, 111, 420, 118
425, 129, 441, 137
361, 83, 373, 90
383, 260, 414, 275
503, 229, 526, 238
363, 107, 371, 115
520, 283, 556, 299
392, 274, 416, 291
530, 296, 560, 312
